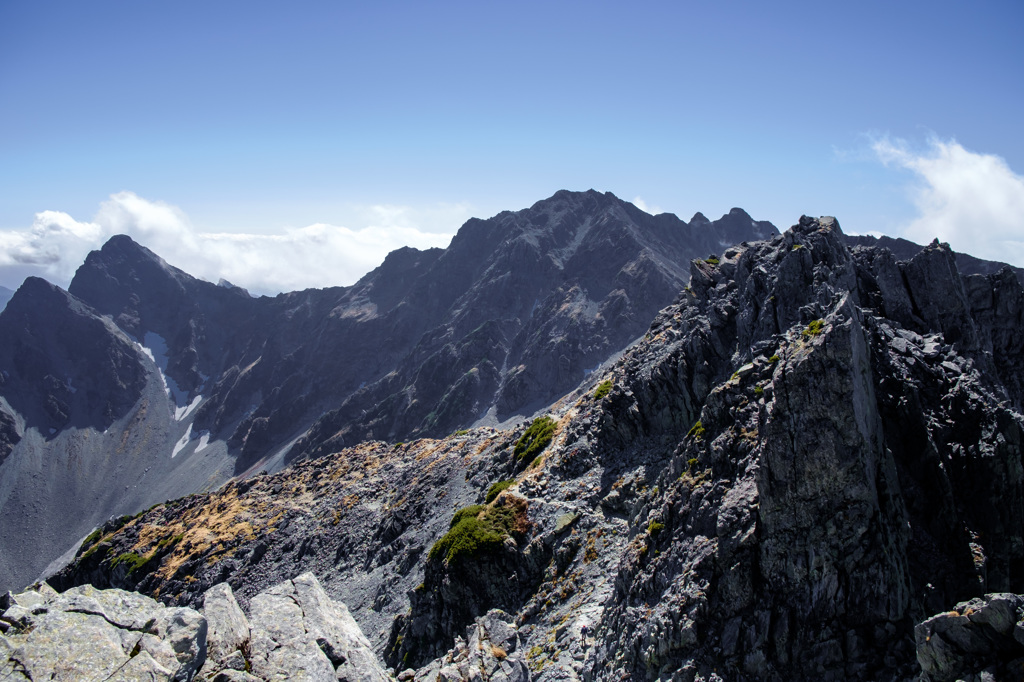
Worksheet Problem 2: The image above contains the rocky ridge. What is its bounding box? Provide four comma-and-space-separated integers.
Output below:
53, 215, 1024, 679
0, 190, 776, 592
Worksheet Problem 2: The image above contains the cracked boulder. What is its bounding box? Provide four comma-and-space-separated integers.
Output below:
0, 581, 207, 681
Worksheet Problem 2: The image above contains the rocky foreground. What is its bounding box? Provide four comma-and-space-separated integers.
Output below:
46, 215, 1024, 680
0, 573, 391, 682
5, 577, 1024, 681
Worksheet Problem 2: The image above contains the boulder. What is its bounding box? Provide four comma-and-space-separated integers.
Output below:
248, 572, 392, 682
202, 583, 250, 671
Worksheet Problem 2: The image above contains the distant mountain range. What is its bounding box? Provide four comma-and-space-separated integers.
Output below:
0, 189, 779, 592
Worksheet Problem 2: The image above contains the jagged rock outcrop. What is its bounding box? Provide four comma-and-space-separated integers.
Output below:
203, 583, 251, 674
410, 609, 532, 682
915, 593, 1024, 681
54, 214, 1024, 679
386, 494, 547, 667
0, 190, 776, 593
0, 573, 390, 682
845, 233, 1024, 285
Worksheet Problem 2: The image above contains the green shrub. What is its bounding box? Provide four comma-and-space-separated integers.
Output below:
81, 528, 103, 550
454, 429, 470, 436
648, 521, 665, 536
687, 420, 706, 440
111, 551, 155, 576
449, 504, 485, 528
768, 354, 780, 363
593, 380, 613, 401
703, 256, 720, 265
754, 385, 764, 396
486, 479, 515, 504
802, 319, 825, 337
514, 416, 557, 464
687, 457, 699, 470
157, 534, 183, 550
429, 503, 521, 565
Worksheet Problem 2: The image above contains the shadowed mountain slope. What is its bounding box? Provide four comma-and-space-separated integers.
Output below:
63, 189, 778, 469
0, 190, 776, 592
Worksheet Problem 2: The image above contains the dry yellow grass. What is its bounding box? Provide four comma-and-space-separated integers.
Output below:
120, 489, 273, 581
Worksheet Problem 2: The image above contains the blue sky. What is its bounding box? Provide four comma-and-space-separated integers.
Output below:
1, 0, 1022, 294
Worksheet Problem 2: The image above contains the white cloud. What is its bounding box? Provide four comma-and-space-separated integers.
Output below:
632, 196, 664, 216
0, 210, 105, 285
0, 192, 461, 295
873, 136, 1024, 266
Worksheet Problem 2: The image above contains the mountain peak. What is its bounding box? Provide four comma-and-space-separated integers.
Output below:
4, 276, 81, 318
528, 188, 621, 213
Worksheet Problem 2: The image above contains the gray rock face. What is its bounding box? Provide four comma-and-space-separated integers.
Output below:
845, 233, 1024, 285
0, 276, 147, 433
0, 574, 390, 682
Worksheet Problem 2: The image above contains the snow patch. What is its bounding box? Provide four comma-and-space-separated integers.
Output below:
136, 344, 156, 364
136, 332, 198, 419
195, 430, 211, 453
65, 377, 77, 394
171, 424, 193, 458
175, 394, 202, 421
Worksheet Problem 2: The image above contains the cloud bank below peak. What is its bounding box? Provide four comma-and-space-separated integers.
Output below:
0, 193, 462, 295
873, 136, 1024, 268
